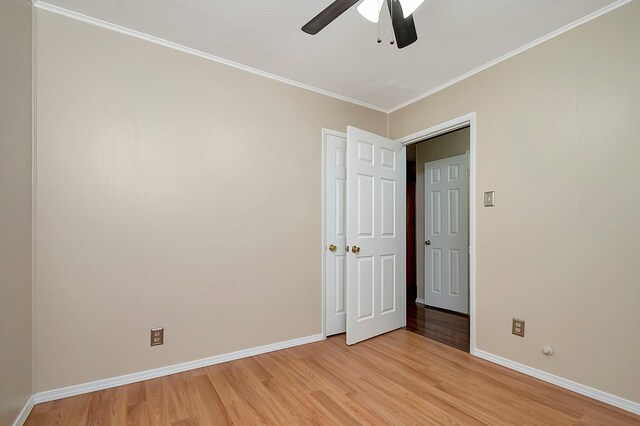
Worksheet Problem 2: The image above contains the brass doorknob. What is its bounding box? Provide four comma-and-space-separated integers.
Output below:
425, 240, 431, 245
328, 244, 337, 252
351, 246, 361, 253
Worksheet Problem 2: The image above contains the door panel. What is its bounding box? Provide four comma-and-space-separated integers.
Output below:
346, 127, 406, 345
335, 179, 345, 237
431, 191, 441, 235
325, 132, 347, 336
357, 174, 374, 237
431, 249, 442, 293
424, 154, 469, 314
381, 179, 396, 237
357, 256, 374, 320
380, 254, 396, 314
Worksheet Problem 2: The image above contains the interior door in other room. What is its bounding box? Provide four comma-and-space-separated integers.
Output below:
325, 132, 347, 336
424, 154, 469, 314
346, 126, 406, 345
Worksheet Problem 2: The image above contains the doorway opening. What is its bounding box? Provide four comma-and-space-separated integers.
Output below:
405, 126, 471, 352
322, 113, 476, 350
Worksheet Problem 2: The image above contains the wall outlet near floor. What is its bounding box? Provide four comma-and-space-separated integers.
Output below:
151, 327, 164, 346
512, 318, 525, 337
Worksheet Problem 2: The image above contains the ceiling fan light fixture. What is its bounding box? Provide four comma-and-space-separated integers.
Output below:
399, 0, 424, 18
357, 0, 423, 23
357, 0, 384, 23
302, 0, 418, 49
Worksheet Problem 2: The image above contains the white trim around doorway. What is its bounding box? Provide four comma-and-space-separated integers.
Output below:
395, 112, 477, 355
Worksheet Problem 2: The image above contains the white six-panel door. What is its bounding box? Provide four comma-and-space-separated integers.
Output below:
346, 127, 406, 345
424, 154, 469, 314
325, 132, 347, 336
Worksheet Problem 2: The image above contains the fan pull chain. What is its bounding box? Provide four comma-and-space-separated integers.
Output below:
389, 0, 395, 45
377, 0, 382, 43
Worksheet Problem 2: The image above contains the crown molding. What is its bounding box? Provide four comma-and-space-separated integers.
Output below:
30, 0, 387, 113
387, 0, 633, 113
31, 0, 633, 115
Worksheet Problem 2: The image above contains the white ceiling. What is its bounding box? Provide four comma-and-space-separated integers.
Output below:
37, 0, 618, 111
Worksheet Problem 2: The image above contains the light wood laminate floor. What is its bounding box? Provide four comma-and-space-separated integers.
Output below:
26, 330, 639, 425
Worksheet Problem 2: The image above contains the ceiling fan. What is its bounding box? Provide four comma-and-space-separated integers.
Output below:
301, 0, 423, 49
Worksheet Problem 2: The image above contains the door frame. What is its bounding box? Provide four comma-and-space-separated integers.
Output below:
395, 112, 477, 354
321, 128, 346, 338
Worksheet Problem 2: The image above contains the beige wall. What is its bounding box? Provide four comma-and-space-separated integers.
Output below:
0, 0, 33, 423
390, 1, 640, 403
35, 10, 386, 392
414, 128, 470, 301
32, 0, 640, 406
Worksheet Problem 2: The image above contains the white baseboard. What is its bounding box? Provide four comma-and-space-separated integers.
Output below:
26, 335, 640, 416
34, 333, 324, 404
415, 298, 425, 304
12, 395, 35, 426
474, 349, 640, 415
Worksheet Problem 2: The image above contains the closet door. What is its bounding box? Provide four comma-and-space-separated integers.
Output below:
325, 131, 347, 336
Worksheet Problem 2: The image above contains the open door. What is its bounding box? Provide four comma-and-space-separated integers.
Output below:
346, 126, 406, 345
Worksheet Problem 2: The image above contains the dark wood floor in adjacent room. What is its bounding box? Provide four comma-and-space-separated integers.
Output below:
406, 293, 470, 352
26, 330, 639, 425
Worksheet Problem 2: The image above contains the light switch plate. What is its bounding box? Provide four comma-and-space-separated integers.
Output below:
484, 191, 495, 207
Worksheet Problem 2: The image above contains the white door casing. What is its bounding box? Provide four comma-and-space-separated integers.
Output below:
424, 154, 469, 314
324, 131, 347, 336
346, 126, 406, 345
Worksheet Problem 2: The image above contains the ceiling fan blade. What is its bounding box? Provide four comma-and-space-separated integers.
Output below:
387, 0, 418, 49
302, 0, 360, 35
